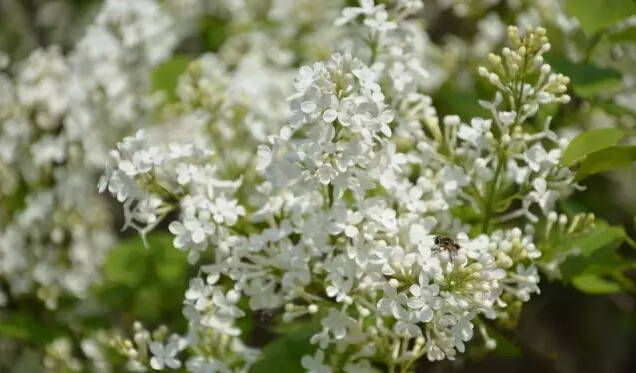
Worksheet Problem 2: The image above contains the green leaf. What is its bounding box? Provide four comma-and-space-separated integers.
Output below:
595, 101, 636, 120
568, 223, 626, 256
559, 223, 626, 279
489, 328, 522, 358
235, 297, 255, 338
151, 55, 191, 102
545, 55, 623, 97
200, 16, 229, 52
560, 128, 627, 166
564, 0, 636, 37
154, 237, 190, 283
250, 323, 321, 373
582, 252, 633, 275
433, 86, 488, 121
103, 235, 150, 287
608, 24, 636, 44
610, 273, 636, 292
575, 145, 636, 180
97, 233, 189, 324
134, 285, 162, 321
0, 313, 69, 346
571, 274, 621, 294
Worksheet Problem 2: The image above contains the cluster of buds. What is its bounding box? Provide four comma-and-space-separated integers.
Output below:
479, 25, 571, 114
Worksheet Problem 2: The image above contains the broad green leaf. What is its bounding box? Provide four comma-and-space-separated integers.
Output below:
250, 323, 321, 373
559, 223, 626, 279
553, 222, 625, 256
564, 0, 636, 37
560, 128, 627, 166
575, 145, 636, 180
571, 274, 621, 294
607, 24, 636, 44
582, 252, 633, 275
560, 243, 624, 280
545, 55, 623, 97
151, 55, 191, 102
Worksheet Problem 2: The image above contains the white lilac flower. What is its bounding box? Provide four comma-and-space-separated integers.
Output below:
149, 341, 182, 370
301, 350, 332, 373
0, 0, 184, 309
98, 3, 584, 373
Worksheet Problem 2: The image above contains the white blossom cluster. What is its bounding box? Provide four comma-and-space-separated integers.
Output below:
0, 0, 182, 308
419, 0, 582, 101
441, 25, 576, 227
98, 2, 587, 372
164, 52, 294, 172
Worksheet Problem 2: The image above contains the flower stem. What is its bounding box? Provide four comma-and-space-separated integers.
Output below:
482, 153, 505, 233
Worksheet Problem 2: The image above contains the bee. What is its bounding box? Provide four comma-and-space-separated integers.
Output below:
433, 235, 460, 262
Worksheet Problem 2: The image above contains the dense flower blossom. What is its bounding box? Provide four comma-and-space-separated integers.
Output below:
0, 0, 182, 308
96, 1, 596, 372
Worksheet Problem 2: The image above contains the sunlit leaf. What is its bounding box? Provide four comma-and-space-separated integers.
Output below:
575, 145, 636, 180
151, 55, 191, 102
559, 223, 626, 279
545, 55, 623, 97
571, 274, 621, 294
607, 24, 636, 43
560, 128, 627, 166
564, 0, 636, 37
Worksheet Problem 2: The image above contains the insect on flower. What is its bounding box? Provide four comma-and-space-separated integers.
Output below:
433, 235, 460, 262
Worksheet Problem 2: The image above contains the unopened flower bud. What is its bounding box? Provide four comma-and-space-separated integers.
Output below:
489, 73, 500, 85
518, 46, 527, 56
486, 339, 497, 350
561, 94, 571, 104
444, 115, 461, 126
